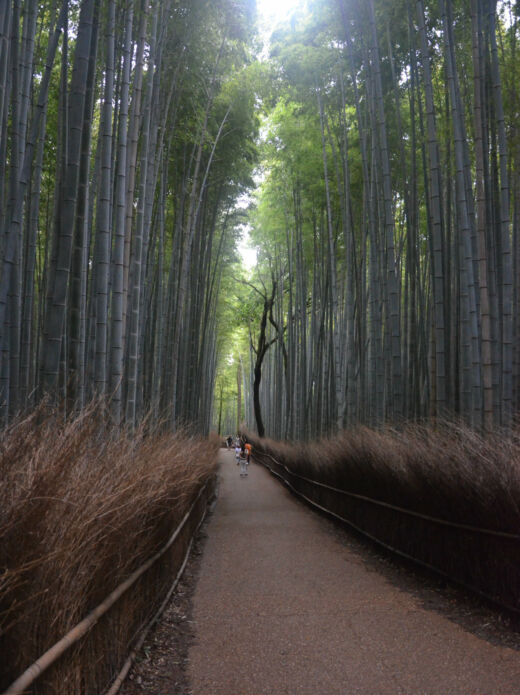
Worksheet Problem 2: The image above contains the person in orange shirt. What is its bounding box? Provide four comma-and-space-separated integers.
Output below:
244, 441, 252, 464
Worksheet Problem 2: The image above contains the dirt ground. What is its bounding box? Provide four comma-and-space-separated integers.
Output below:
120, 450, 520, 695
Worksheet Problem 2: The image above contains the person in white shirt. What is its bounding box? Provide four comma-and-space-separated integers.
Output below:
239, 447, 248, 477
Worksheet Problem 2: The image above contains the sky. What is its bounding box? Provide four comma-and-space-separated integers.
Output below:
256, 0, 301, 23
256, 0, 305, 50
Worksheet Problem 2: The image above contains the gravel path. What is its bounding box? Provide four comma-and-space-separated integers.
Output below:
186, 450, 520, 695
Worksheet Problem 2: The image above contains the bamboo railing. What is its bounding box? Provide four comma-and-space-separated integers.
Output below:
2, 477, 214, 695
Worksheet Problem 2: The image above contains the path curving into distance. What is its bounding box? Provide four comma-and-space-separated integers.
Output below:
187, 450, 520, 695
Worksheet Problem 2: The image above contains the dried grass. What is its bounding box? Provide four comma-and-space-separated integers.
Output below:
246, 423, 520, 611
0, 402, 218, 693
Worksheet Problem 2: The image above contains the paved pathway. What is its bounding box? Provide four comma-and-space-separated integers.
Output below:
187, 451, 520, 694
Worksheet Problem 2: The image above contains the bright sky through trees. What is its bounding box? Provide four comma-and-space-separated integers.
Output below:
238, 1, 306, 272
238, 233, 257, 269
257, 0, 304, 24
256, 0, 306, 48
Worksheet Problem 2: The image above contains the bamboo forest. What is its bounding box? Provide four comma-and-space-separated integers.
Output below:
1, 0, 520, 437
3, 1, 520, 692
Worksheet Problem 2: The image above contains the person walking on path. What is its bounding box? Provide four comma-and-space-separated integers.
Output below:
244, 441, 252, 463
239, 446, 248, 477
234, 442, 241, 465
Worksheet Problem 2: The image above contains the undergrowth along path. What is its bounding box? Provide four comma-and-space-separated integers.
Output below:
187, 450, 520, 695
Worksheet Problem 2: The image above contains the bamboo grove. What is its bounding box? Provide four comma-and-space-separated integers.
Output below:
2, 0, 520, 440
0, 0, 258, 430
244, 0, 520, 440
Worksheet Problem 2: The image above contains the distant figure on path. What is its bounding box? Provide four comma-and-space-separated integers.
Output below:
226, 435, 233, 449
239, 446, 248, 477
235, 442, 241, 465
244, 441, 252, 463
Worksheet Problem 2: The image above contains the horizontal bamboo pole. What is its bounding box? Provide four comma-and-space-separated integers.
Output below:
256, 453, 520, 615
261, 452, 520, 539
3, 480, 210, 695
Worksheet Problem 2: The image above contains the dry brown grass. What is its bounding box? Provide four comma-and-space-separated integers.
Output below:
0, 402, 219, 693
246, 423, 520, 612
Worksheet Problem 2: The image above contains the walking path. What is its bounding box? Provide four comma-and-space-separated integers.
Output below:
187, 450, 520, 694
